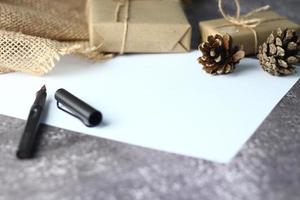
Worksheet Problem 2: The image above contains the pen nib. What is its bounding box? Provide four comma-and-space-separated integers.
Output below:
36, 85, 47, 96
40, 85, 46, 92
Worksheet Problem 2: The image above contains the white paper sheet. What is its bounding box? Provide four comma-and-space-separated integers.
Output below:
0, 51, 298, 163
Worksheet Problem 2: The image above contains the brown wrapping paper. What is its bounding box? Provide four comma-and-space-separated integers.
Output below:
199, 11, 300, 55
88, 0, 191, 53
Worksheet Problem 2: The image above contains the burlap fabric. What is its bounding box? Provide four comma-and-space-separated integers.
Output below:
0, 0, 108, 75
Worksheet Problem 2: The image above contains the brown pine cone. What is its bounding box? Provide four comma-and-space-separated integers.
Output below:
198, 34, 245, 75
258, 28, 300, 76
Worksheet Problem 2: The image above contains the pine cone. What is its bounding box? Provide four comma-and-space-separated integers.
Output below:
258, 28, 300, 76
198, 34, 245, 75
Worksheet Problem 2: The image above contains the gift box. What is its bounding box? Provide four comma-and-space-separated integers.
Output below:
199, 11, 300, 55
88, 0, 192, 53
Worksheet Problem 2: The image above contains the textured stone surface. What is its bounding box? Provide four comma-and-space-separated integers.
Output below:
1, 1, 300, 200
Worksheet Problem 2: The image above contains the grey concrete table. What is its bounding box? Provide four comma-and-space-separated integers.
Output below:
1, 1, 300, 200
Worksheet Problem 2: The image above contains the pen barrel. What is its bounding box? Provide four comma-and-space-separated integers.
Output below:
55, 89, 102, 127
17, 106, 43, 159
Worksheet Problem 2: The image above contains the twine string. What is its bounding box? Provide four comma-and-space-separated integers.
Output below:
114, 0, 130, 54
218, 0, 270, 53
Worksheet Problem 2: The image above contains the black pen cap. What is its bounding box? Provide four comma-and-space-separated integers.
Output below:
55, 89, 102, 127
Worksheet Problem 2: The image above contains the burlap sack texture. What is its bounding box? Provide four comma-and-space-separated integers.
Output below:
0, 0, 109, 75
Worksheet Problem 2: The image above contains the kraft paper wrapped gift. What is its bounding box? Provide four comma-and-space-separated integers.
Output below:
88, 0, 191, 53
199, 11, 300, 55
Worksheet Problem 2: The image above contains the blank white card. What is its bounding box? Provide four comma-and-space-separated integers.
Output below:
0, 51, 298, 163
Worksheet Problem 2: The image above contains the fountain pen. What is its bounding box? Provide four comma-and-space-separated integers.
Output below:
16, 85, 47, 159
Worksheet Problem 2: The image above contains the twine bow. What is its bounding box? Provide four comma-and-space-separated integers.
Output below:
218, 0, 270, 53
114, 0, 130, 54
